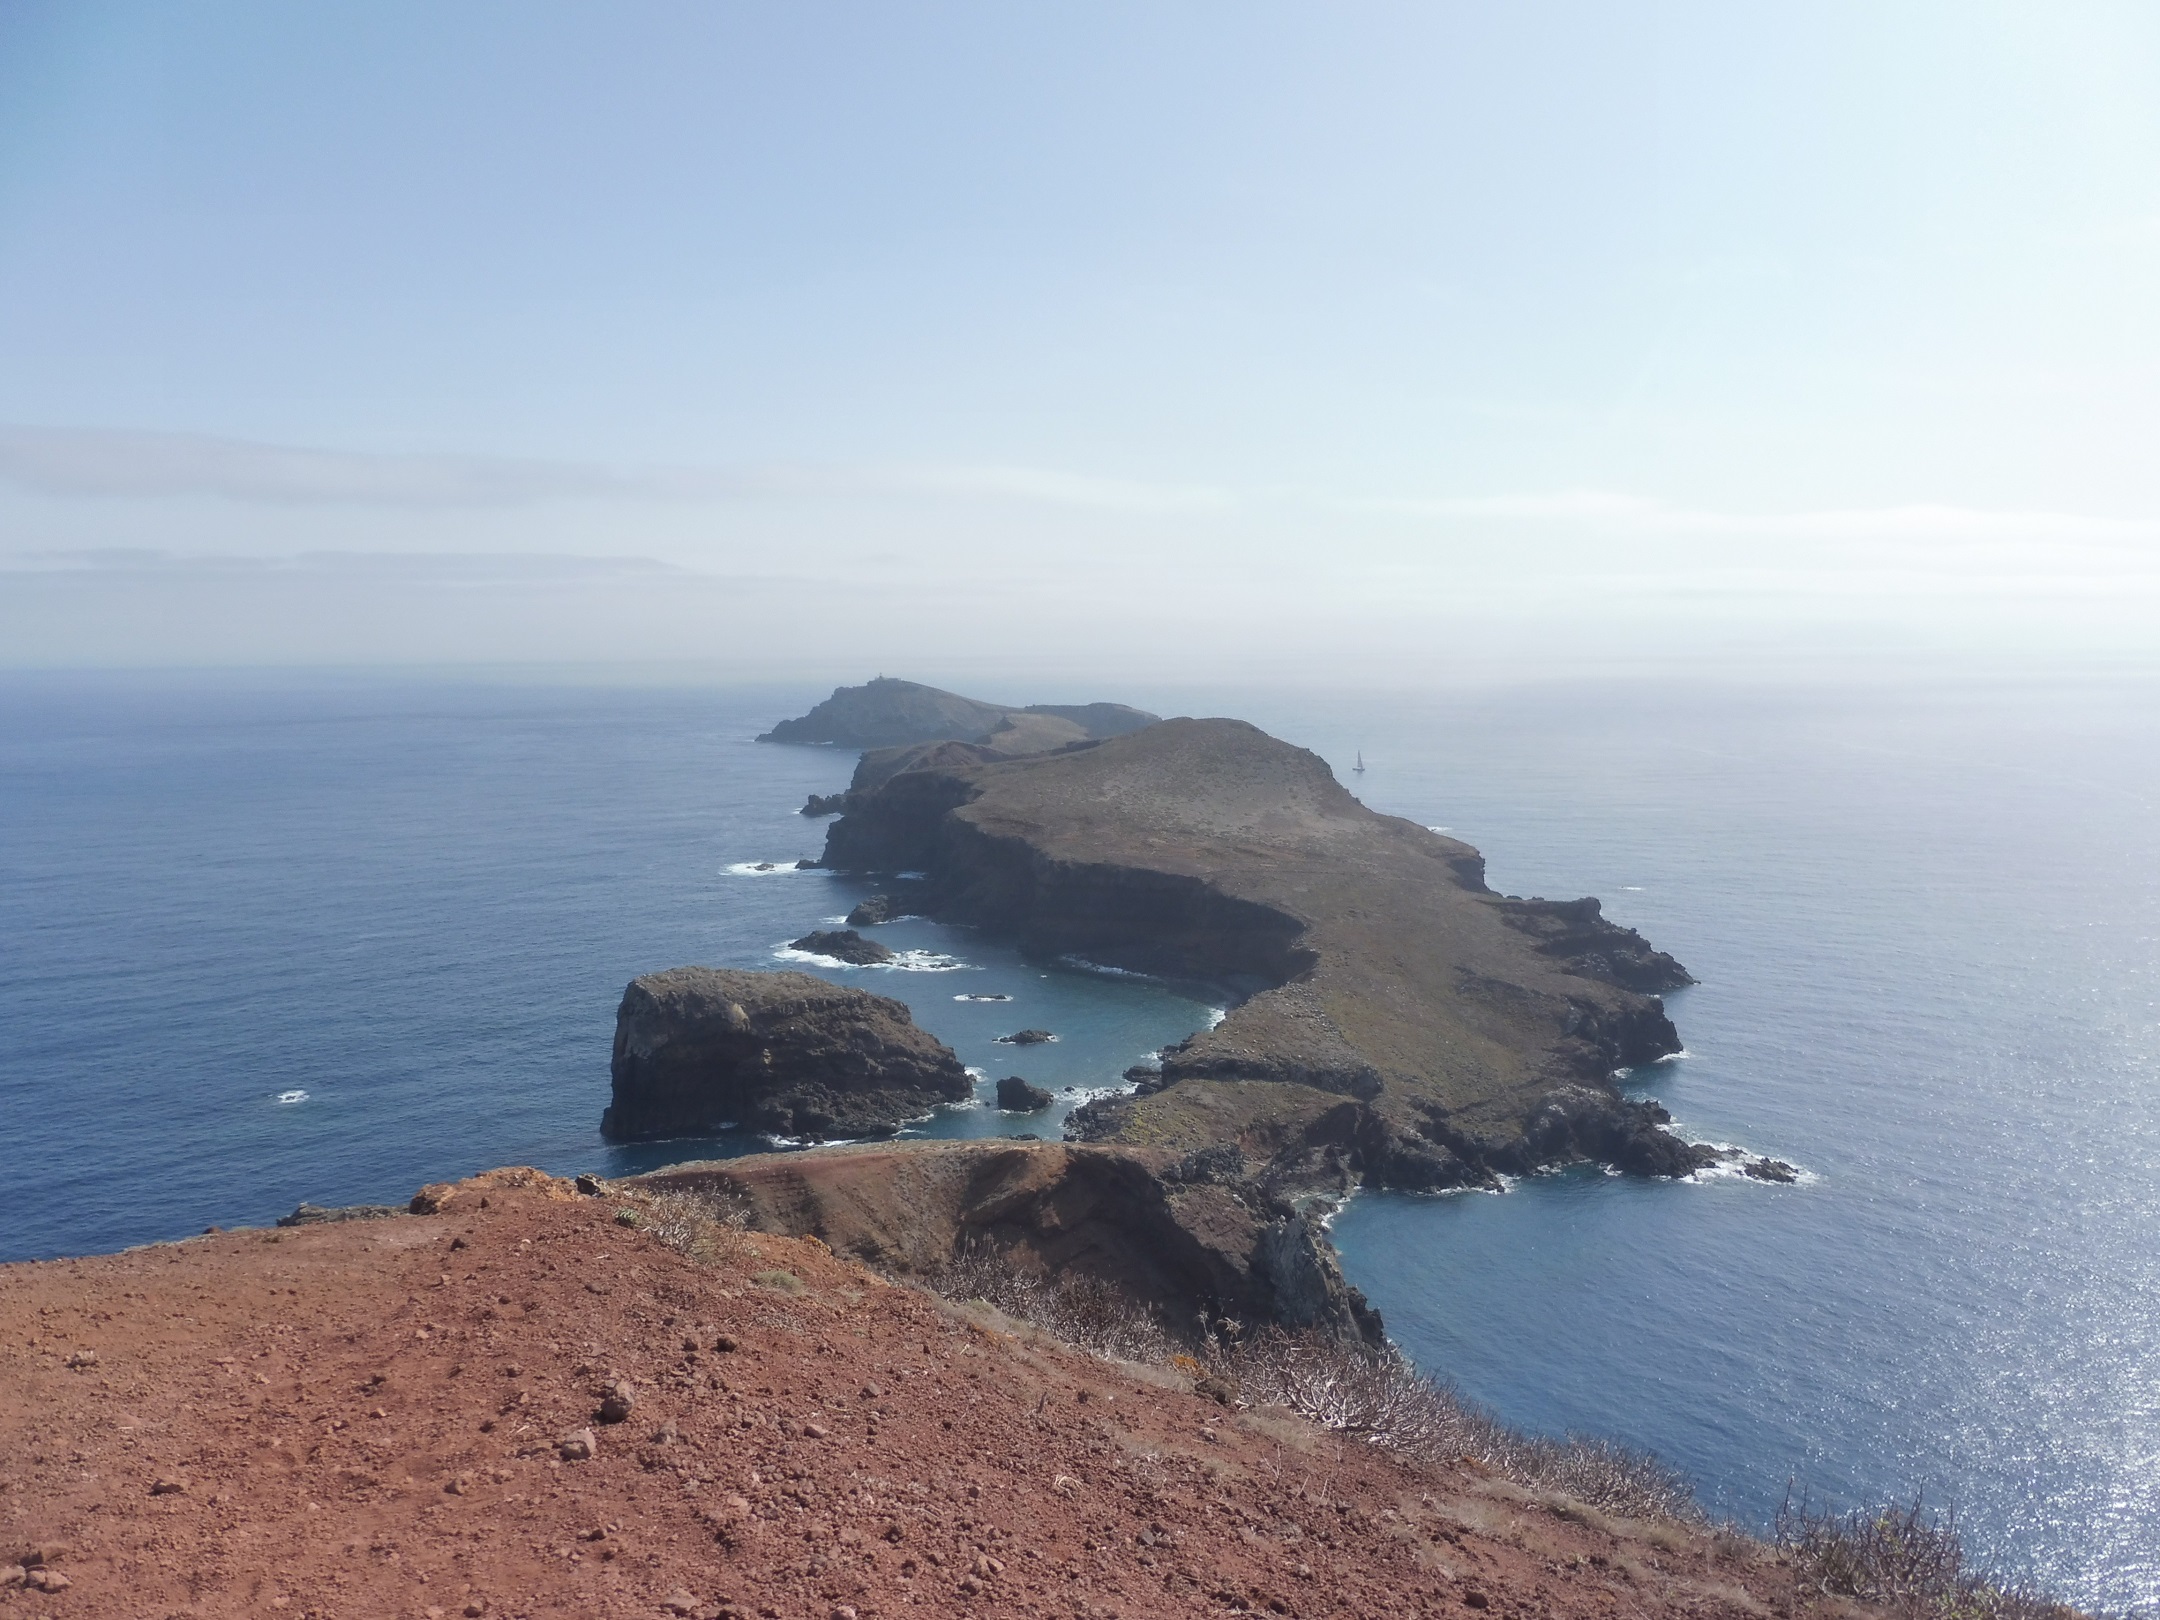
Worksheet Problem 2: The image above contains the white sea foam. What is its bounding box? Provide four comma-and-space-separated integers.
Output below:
1057, 955, 1162, 982
1205, 1006, 1228, 1029
1654, 1049, 1691, 1063
726, 860, 817, 876
1666, 1127, 1818, 1186
954, 992, 1012, 1002
771, 944, 966, 972
274, 1088, 309, 1105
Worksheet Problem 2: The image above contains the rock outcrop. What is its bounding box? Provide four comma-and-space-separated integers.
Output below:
600, 968, 970, 1141
995, 1076, 1053, 1111
787, 928, 894, 965
759, 676, 1158, 750
819, 716, 1713, 1191
631, 1139, 1382, 1343
844, 883, 928, 927
995, 1028, 1055, 1046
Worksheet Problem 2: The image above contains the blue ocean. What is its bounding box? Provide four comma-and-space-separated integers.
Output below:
2, 670, 2154, 1612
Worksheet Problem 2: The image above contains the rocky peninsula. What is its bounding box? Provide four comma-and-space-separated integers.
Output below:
813, 711, 1715, 1193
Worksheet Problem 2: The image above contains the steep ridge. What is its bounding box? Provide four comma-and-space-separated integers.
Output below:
820, 717, 1712, 1192
0, 1169, 1812, 1620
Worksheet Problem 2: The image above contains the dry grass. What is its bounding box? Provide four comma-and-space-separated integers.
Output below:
1775, 1494, 2084, 1620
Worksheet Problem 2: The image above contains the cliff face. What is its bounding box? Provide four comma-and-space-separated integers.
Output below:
631, 1138, 1382, 1344
819, 717, 1712, 1190
601, 967, 971, 1141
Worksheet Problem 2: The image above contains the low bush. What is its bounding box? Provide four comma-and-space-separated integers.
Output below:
1209, 1328, 1702, 1524
635, 1185, 752, 1264
930, 1240, 1177, 1365
923, 1240, 1697, 1524
1775, 1493, 2081, 1620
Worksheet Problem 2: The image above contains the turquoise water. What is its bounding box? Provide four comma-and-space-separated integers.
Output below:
2, 671, 2154, 1610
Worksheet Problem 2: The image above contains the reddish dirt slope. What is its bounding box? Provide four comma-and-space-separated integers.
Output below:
2, 1170, 1801, 1620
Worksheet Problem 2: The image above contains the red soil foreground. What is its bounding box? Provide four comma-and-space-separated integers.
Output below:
1, 1170, 1815, 1620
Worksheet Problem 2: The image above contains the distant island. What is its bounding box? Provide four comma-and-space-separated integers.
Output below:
763, 677, 1164, 816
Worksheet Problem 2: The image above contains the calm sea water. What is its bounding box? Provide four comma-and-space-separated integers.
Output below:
2, 670, 2154, 1610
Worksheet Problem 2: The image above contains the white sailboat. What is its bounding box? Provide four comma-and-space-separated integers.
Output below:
1353, 750, 1366, 774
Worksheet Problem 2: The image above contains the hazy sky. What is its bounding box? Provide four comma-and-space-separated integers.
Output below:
2, 2, 2157, 675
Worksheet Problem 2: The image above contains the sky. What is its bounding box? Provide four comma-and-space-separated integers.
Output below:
2, 1, 2158, 678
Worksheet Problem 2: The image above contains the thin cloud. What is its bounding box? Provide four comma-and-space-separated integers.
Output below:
0, 425, 1237, 514
1367, 491, 2160, 547
0, 425, 733, 507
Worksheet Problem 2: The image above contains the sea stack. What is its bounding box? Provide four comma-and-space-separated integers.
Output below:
601, 967, 971, 1141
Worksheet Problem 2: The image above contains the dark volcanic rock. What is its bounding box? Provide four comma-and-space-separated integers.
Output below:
275, 1202, 401, 1228
995, 1076, 1053, 1112
995, 1028, 1055, 1046
1514, 1085, 1722, 1179
1494, 896, 1695, 991
801, 792, 851, 817
601, 967, 970, 1141
817, 717, 1696, 1190
844, 881, 929, 927
758, 677, 1158, 751
1742, 1156, 1799, 1183
788, 929, 895, 966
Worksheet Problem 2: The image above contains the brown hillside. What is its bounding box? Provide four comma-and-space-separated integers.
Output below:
0, 1170, 1807, 1620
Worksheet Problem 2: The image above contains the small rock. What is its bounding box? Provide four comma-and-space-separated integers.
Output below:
859, 1382, 883, 1399
660, 1591, 700, 1616
1463, 1588, 1490, 1610
463, 1603, 488, 1618
64, 1349, 98, 1369
557, 1428, 596, 1462
831, 1607, 859, 1620
575, 1173, 605, 1196
995, 1075, 1053, 1112
787, 928, 895, 966
800, 1421, 830, 1440
0, 1566, 23, 1590
28, 1567, 70, 1592
1195, 1373, 1238, 1406
1743, 1156, 1800, 1184
994, 1029, 1055, 1046
150, 1477, 187, 1496
597, 1380, 636, 1423
711, 1332, 739, 1353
